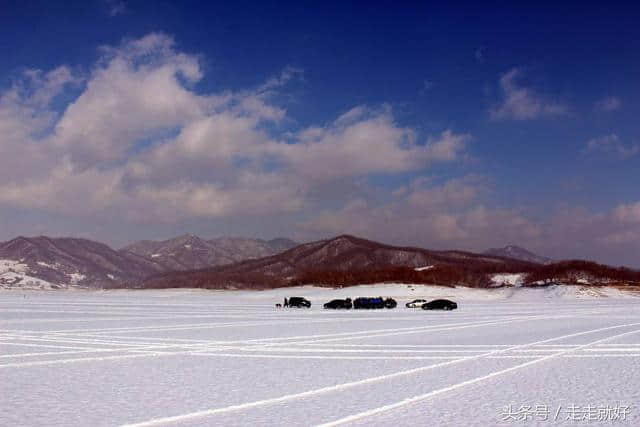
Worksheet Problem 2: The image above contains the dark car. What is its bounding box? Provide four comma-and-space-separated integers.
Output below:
288, 297, 311, 308
353, 297, 397, 309
324, 298, 352, 309
405, 299, 427, 308
422, 299, 458, 310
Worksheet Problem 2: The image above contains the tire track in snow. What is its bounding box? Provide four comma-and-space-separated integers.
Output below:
241, 313, 565, 346
282, 312, 590, 346
120, 321, 640, 427
319, 326, 640, 426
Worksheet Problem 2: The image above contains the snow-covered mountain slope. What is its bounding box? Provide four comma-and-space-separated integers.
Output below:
121, 234, 297, 271
0, 259, 60, 289
0, 236, 165, 288
484, 245, 552, 264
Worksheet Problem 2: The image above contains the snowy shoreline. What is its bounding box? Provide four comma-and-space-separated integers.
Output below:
3, 283, 639, 301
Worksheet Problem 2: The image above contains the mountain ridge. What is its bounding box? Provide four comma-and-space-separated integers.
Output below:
484, 245, 553, 265
140, 234, 539, 289
2, 234, 637, 290
0, 234, 297, 289
121, 235, 298, 271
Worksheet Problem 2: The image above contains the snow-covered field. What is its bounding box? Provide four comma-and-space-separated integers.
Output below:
1, 285, 640, 426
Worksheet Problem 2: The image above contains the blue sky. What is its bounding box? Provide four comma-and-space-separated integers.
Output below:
0, 1, 638, 266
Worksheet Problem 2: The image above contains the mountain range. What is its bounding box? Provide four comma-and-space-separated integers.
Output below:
3, 233, 634, 290
140, 235, 540, 290
0, 235, 296, 289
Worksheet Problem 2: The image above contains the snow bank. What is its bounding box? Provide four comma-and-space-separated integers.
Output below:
490, 273, 524, 287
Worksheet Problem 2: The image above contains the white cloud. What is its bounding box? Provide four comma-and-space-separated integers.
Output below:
595, 96, 621, 112
0, 33, 468, 224
275, 108, 469, 181
585, 134, 639, 158
50, 33, 210, 166
0, 66, 79, 183
406, 175, 482, 210
613, 202, 640, 224
490, 68, 567, 120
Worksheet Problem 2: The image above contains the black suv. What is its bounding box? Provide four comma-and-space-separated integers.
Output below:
422, 299, 457, 310
353, 297, 397, 309
288, 297, 311, 308
324, 298, 352, 309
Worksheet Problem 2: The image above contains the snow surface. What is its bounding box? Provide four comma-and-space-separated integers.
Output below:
36, 261, 60, 270
0, 259, 59, 290
67, 272, 86, 285
1, 285, 640, 426
490, 273, 525, 287
0, 272, 56, 289
0, 259, 29, 274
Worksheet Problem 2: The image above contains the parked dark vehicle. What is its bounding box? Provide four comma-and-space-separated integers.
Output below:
288, 297, 311, 308
422, 299, 458, 310
353, 297, 397, 309
324, 298, 352, 309
405, 299, 427, 308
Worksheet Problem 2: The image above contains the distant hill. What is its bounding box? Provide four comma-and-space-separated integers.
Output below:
484, 245, 552, 265
141, 235, 536, 289
0, 234, 297, 289
121, 235, 297, 271
3, 234, 637, 290
0, 236, 165, 289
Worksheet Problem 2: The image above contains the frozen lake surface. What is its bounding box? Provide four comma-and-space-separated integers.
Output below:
2, 285, 640, 426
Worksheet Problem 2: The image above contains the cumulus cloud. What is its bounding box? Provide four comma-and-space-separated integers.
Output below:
585, 134, 639, 158
50, 33, 210, 166
595, 96, 621, 112
0, 66, 78, 182
0, 33, 469, 224
490, 68, 567, 120
274, 108, 469, 181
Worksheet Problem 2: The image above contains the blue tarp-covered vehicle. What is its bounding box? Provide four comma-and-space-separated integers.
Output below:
353, 297, 397, 309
